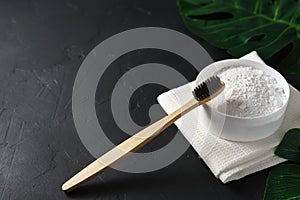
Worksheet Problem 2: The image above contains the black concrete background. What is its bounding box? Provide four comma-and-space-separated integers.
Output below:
0, 0, 299, 199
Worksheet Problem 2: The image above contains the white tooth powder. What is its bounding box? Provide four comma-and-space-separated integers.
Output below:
215, 66, 286, 118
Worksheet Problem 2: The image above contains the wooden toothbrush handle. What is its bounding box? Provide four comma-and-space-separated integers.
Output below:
62, 98, 199, 192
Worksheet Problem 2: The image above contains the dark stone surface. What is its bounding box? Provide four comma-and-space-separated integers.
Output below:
0, 0, 299, 199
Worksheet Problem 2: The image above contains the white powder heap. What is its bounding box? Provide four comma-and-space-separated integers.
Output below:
216, 66, 286, 118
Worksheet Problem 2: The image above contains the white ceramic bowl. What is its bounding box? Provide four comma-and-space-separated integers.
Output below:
195, 59, 290, 142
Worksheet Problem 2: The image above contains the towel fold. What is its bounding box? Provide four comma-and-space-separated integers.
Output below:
157, 52, 300, 183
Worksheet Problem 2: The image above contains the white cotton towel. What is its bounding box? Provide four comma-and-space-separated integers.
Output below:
157, 51, 300, 183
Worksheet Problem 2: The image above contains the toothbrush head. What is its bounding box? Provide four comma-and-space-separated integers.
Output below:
193, 76, 225, 102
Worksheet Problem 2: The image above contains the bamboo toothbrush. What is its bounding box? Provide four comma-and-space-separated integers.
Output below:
62, 76, 225, 192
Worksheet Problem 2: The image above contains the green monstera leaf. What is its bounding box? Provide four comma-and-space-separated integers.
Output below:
177, 0, 300, 73
275, 128, 300, 163
264, 129, 300, 199
264, 164, 300, 200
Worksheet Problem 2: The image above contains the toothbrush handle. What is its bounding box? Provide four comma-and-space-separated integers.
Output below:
62, 98, 199, 192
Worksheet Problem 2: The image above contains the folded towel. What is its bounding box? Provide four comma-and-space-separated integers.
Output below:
157, 52, 300, 183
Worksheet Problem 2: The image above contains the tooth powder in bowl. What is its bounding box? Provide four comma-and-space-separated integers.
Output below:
216, 65, 286, 118
195, 59, 290, 142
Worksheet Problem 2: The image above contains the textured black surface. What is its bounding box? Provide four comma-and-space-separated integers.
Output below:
0, 0, 300, 200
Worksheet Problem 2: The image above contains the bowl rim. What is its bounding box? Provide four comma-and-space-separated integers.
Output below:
195, 59, 290, 120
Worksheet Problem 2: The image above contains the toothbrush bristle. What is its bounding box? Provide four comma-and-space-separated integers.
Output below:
193, 76, 224, 101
